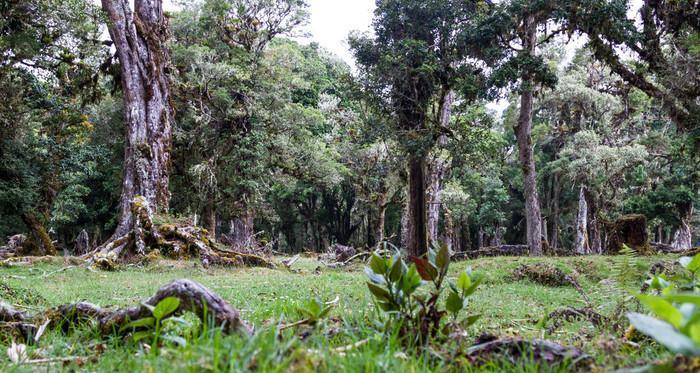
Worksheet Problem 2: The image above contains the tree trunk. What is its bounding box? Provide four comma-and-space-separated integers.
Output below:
374, 193, 388, 247
550, 173, 561, 250
672, 206, 694, 251
443, 207, 455, 253
478, 225, 485, 250
407, 156, 428, 256
102, 0, 173, 241
229, 210, 255, 249
21, 212, 57, 256
574, 187, 589, 255
516, 16, 543, 256
201, 198, 217, 239
583, 188, 602, 254
426, 91, 454, 247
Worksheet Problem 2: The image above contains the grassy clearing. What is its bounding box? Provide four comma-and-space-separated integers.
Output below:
0, 255, 676, 371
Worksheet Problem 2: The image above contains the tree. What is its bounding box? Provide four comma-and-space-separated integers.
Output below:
99, 0, 174, 255
169, 0, 309, 246
569, 0, 700, 133
350, 0, 484, 256
0, 0, 110, 254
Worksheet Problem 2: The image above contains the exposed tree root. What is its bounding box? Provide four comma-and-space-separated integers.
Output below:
0, 279, 252, 342
465, 338, 591, 368
87, 197, 274, 269
542, 307, 609, 334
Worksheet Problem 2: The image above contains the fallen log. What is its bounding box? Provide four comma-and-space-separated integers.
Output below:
452, 245, 530, 260
0, 279, 252, 342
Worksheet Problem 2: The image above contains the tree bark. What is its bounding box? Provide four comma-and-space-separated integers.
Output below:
201, 198, 217, 239
21, 212, 57, 256
516, 16, 543, 256
583, 188, 602, 254
102, 0, 173, 240
574, 187, 589, 255
228, 210, 255, 248
406, 156, 428, 256
550, 173, 561, 250
374, 193, 388, 246
426, 91, 454, 247
672, 206, 694, 251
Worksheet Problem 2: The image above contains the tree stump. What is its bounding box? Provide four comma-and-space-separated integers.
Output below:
606, 214, 651, 255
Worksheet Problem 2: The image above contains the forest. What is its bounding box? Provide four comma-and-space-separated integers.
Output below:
0, 0, 699, 371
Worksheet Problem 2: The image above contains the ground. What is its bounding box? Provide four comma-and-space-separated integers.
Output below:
0, 255, 678, 372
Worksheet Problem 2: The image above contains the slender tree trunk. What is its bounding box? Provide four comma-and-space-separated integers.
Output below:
442, 207, 455, 253
426, 91, 454, 246
374, 194, 388, 246
584, 188, 602, 254
102, 0, 173, 240
550, 173, 561, 250
407, 156, 428, 256
478, 226, 484, 249
672, 206, 694, 251
516, 16, 543, 256
574, 187, 589, 255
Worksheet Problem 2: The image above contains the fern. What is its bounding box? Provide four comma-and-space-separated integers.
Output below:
611, 244, 637, 291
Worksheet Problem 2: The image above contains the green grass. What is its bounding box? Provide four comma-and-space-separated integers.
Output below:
0, 255, 676, 372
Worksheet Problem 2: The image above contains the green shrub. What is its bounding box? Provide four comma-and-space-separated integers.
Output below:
628, 253, 700, 356
365, 244, 481, 345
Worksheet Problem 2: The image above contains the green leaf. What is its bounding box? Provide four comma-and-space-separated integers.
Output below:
389, 256, 403, 282
370, 254, 386, 275
457, 272, 471, 292
131, 330, 153, 343
628, 313, 700, 355
664, 294, 700, 306
647, 276, 670, 291
153, 297, 180, 320
464, 314, 481, 327
435, 244, 450, 271
367, 282, 391, 302
410, 256, 437, 281
445, 291, 464, 315
638, 295, 683, 328
679, 255, 700, 272
688, 254, 700, 273
463, 275, 483, 297
121, 317, 155, 332
401, 265, 422, 295
365, 267, 386, 285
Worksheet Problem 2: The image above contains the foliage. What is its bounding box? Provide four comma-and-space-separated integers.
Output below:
121, 297, 191, 353
628, 253, 700, 356
365, 244, 481, 345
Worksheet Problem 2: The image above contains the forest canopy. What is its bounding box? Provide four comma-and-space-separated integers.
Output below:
1, 0, 696, 258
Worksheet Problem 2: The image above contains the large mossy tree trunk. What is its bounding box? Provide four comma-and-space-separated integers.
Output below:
20, 212, 57, 256
101, 0, 173, 250
516, 16, 543, 256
